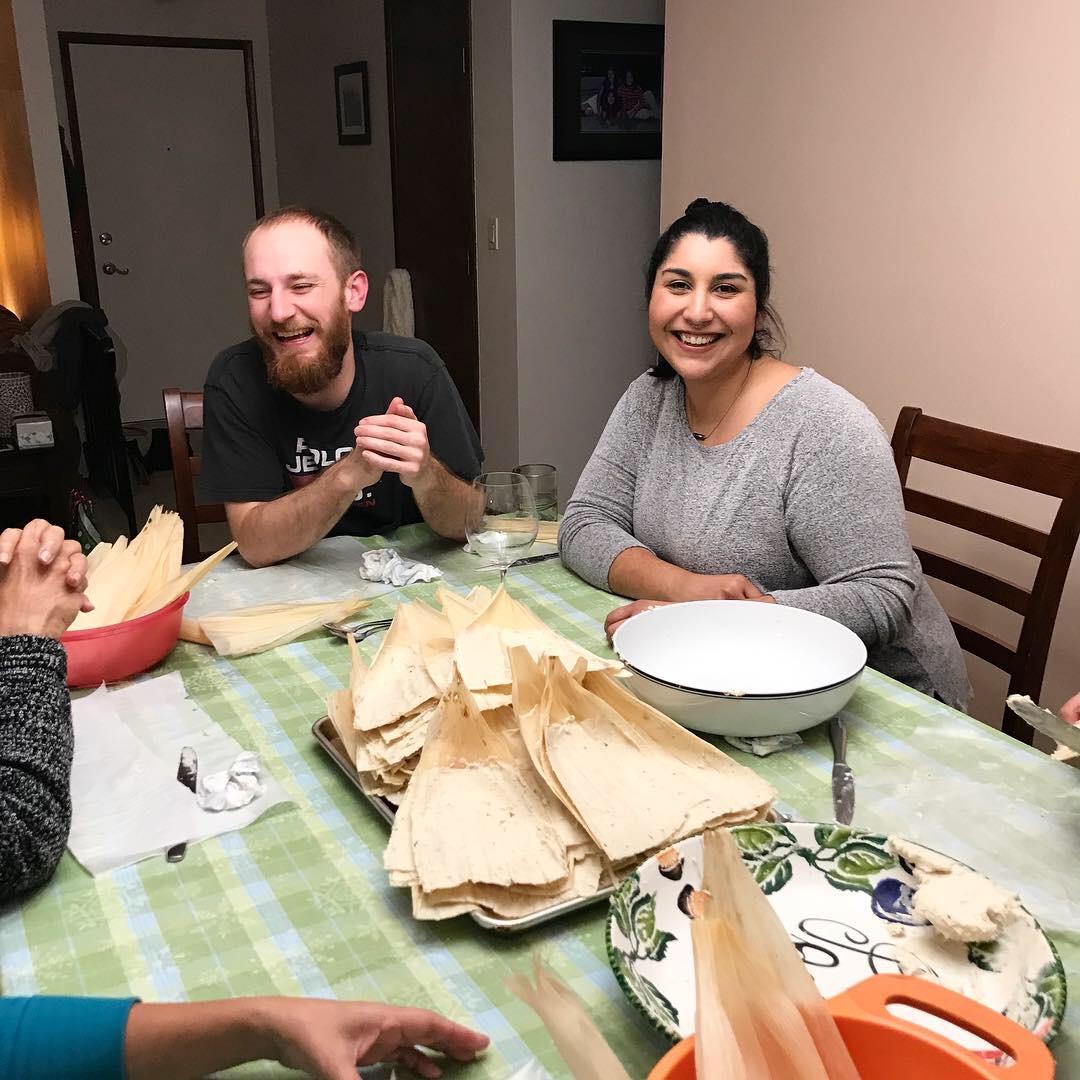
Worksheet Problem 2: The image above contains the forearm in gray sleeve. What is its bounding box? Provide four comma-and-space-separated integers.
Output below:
771, 560, 918, 647
773, 420, 921, 648
559, 396, 648, 590
0, 637, 74, 900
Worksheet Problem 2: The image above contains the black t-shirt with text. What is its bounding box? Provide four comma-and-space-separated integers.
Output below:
198, 331, 483, 536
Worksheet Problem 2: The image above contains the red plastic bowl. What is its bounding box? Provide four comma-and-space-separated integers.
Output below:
61, 592, 189, 688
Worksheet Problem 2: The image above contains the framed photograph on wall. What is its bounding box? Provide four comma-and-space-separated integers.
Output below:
335, 61, 372, 145
553, 20, 664, 161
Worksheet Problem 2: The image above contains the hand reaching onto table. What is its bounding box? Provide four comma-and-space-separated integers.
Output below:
0, 519, 92, 639
605, 573, 771, 641
261, 998, 489, 1079
123, 996, 489, 1080
1060, 692, 1080, 726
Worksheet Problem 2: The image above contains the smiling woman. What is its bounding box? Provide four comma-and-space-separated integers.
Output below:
559, 199, 972, 710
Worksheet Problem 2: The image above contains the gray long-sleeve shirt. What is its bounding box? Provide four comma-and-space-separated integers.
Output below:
560, 368, 972, 710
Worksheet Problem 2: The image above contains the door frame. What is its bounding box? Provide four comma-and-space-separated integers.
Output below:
383, 0, 481, 425
57, 32, 265, 308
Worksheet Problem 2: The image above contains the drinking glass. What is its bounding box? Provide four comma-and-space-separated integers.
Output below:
465, 471, 539, 580
512, 463, 558, 521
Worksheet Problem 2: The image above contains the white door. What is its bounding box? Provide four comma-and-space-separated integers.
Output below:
68, 41, 258, 422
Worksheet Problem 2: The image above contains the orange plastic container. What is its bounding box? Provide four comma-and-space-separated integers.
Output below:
61, 592, 189, 688
648, 975, 1055, 1080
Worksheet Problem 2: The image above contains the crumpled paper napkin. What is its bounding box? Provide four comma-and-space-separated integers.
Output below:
724, 732, 804, 757
67, 672, 291, 875
358, 548, 442, 586
196, 751, 265, 811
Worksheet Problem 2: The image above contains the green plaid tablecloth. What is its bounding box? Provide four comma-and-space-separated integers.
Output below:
2, 526, 1078, 1077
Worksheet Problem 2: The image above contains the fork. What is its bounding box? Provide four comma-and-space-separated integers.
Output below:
323, 616, 393, 641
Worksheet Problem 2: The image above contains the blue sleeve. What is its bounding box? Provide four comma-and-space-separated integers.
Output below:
0, 996, 138, 1079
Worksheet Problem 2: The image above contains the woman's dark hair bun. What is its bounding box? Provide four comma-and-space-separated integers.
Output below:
684, 197, 712, 214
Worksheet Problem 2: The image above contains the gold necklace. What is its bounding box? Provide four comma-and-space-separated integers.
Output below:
688, 359, 754, 442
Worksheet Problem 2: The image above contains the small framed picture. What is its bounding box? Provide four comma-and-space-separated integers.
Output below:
335, 61, 372, 145
553, 20, 664, 161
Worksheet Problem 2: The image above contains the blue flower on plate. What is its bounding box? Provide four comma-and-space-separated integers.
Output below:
871, 877, 929, 925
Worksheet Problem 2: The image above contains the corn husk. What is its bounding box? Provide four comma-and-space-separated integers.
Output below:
405, 672, 570, 892
191, 595, 368, 656
353, 600, 449, 731
506, 957, 632, 1080
692, 829, 860, 1080
512, 651, 773, 866
535, 520, 559, 544
454, 586, 621, 691
71, 507, 189, 630
128, 539, 237, 618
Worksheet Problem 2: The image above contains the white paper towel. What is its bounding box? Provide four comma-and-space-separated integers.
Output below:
357, 548, 442, 586
67, 672, 291, 874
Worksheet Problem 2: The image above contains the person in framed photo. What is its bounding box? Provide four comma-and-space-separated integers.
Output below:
617, 69, 660, 123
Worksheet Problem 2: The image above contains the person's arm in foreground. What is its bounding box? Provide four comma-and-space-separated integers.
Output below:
355, 397, 479, 540
0, 521, 91, 900
226, 445, 383, 567
0, 995, 488, 1080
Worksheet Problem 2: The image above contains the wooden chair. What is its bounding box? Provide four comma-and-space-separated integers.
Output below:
891, 406, 1080, 742
163, 388, 226, 563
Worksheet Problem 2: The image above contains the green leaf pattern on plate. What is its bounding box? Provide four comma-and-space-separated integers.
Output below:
612, 948, 680, 1033
609, 873, 681, 1028
734, 823, 896, 897
967, 940, 1000, 973
1033, 962, 1067, 1023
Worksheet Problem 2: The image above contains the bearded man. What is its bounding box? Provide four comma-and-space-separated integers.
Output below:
199, 207, 482, 567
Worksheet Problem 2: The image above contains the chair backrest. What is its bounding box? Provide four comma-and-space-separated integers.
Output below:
891, 406, 1080, 742
162, 387, 226, 563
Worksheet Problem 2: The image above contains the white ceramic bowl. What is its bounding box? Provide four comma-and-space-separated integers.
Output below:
625, 666, 863, 737
612, 601, 867, 737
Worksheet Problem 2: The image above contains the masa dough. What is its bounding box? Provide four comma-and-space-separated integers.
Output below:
887, 837, 1019, 943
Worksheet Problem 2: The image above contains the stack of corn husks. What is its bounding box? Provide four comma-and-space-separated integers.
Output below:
327, 586, 774, 921
69, 506, 236, 631
182, 596, 369, 657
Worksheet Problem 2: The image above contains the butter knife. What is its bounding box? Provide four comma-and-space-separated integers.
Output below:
165, 746, 199, 863
1006, 695, 1080, 755
829, 716, 855, 825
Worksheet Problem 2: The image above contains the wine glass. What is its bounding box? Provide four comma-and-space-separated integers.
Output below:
465, 471, 539, 581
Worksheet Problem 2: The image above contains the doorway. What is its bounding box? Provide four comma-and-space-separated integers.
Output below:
58, 32, 264, 423
384, 0, 480, 427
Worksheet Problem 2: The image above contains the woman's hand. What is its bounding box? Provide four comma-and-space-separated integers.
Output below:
1060, 693, 1080, 726
0, 520, 92, 639
605, 572, 772, 641
605, 598, 670, 641
260, 998, 489, 1080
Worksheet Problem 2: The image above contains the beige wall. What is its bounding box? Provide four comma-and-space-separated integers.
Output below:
508, 0, 664, 491
266, 0, 394, 331
0, 0, 50, 320
662, 0, 1080, 726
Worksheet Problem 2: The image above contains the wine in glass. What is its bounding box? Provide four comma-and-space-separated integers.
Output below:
465, 471, 539, 580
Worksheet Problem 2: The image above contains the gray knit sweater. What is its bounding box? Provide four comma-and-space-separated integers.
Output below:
560, 368, 972, 710
0, 636, 72, 901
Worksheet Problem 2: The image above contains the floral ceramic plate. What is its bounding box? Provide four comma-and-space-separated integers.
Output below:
607, 823, 1065, 1052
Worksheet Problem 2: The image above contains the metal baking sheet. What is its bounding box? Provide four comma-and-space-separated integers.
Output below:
311, 716, 614, 932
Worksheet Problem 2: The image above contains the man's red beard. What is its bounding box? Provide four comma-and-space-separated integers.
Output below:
257, 305, 352, 395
